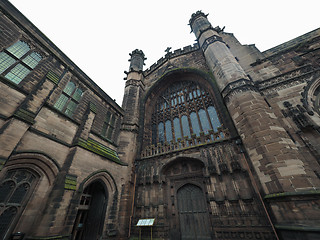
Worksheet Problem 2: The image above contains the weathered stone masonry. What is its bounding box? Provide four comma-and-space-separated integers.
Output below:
0, 1, 320, 240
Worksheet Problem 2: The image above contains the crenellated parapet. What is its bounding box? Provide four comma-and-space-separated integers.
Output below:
144, 43, 199, 76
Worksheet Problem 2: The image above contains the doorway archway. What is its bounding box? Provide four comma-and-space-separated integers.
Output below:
72, 181, 108, 240
177, 184, 211, 240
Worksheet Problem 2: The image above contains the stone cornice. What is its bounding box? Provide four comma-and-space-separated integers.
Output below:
221, 78, 258, 103
257, 65, 317, 96
201, 35, 224, 52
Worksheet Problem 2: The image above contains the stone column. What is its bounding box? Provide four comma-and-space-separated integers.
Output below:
190, 11, 320, 234
117, 49, 146, 238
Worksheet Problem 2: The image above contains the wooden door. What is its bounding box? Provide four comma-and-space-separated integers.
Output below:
177, 184, 211, 240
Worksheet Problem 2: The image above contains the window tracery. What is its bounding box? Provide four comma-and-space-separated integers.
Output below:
150, 80, 222, 146
0, 169, 38, 239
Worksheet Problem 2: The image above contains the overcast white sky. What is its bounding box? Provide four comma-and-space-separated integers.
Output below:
8, 0, 320, 106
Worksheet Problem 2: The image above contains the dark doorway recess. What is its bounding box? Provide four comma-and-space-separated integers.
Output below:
72, 181, 108, 240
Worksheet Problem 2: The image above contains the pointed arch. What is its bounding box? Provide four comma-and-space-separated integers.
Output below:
0, 152, 59, 239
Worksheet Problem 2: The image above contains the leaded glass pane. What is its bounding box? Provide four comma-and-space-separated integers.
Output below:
106, 115, 116, 139
0, 52, 15, 74
107, 126, 114, 140
110, 115, 116, 127
101, 122, 108, 136
0, 207, 17, 239
7, 41, 30, 59
198, 109, 211, 134
63, 82, 76, 95
173, 118, 182, 141
9, 183, 29, 204
0, 181, 15, 203
54, 94, 68, 111
22, 52, 42, 69
165, 120, 173, 142
207, 106, 221, 131
181, 115, 191, 138
72, 88, 83, 102
65, 100, 77, 117
105, 112, 111, 124
190, 112, 200, 136
158, 122, 164, 144
5, 64, 30, 84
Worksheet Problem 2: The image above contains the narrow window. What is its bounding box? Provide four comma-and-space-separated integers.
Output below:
181, 115, 191, 138
198, 109, 211, 133
165, 120, 173, 142
106, 115, 116, 140
207, 106, 221, 131
173, 117, 182, 141
190, 112, 201, 136
158, 122, 164, 144
102, 111, 111, 137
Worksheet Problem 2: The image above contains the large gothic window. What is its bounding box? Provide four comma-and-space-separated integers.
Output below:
151, 81, 222, 146
0, 169, 39, 239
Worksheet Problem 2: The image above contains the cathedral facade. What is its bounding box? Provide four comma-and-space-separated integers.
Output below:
0, 1, 320, 239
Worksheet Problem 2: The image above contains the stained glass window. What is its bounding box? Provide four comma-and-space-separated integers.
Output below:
198, 109, 211, 134
207, 106, 221, 131
149, 80, 223, 145
181, 115, 191, 138
190, 112, 201, 136
165, 120, 173, 142
0, 41, 42, 84
174, 118, 182, 141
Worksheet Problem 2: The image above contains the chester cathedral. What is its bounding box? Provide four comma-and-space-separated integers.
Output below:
0, 1, 320, 240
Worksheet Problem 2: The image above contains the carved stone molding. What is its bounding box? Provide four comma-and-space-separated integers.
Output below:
201, 35, 224, 52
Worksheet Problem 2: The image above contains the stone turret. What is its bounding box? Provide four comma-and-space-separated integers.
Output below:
190, 10, 320, 237
117, 49, 146, 238
128, 49, 146, 72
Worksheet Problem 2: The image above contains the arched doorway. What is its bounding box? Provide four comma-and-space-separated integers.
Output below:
162, 158, 212, 240
72, 181, 108, 240
177, 184, 211, 240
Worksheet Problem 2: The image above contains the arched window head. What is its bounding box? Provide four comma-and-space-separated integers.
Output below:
0, 169, 39, 239
149, 80, 223, 146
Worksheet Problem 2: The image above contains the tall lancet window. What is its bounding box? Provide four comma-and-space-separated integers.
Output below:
150, 80, 222, 146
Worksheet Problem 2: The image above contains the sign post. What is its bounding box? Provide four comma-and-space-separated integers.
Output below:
136, 218, 155, 240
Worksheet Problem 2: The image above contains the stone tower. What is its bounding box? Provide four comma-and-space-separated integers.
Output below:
189, 11, 320, 239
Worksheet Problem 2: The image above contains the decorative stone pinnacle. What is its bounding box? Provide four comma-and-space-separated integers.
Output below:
189, 10, 209, 26
128, 49, 147, 72
129, 49, 146, 61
